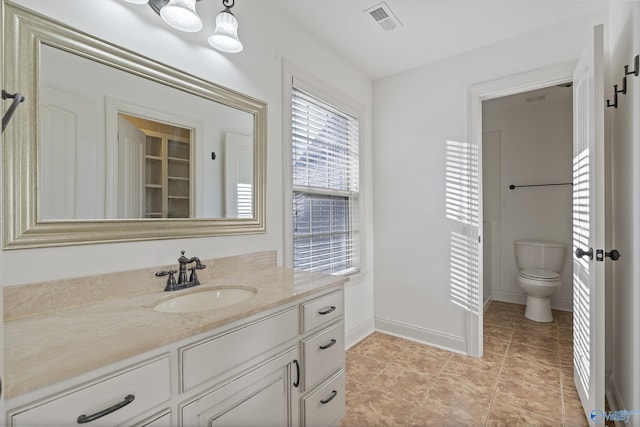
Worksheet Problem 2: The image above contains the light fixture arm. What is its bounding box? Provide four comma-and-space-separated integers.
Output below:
222, 0, 235, 9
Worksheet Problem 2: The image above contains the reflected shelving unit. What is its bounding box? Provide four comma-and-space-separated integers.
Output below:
143, 130, 192, 218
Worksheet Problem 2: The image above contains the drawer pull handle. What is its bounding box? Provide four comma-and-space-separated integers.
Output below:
318, 306, 336, 315
320, 390, 338, 405
319, 339, 337, 350
77, 394, 135, 424
293, 359, 300, 388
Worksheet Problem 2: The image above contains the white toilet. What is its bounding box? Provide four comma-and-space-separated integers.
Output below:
514, 240, 566, 322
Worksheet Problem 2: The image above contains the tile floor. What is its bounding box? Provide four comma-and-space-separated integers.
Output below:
341, 301, 591, 426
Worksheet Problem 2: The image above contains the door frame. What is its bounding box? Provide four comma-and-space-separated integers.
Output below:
466, 60, 577, 357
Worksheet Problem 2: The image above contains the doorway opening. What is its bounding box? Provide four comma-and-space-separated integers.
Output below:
481, 85, 574, 315
479, 84, 578, 422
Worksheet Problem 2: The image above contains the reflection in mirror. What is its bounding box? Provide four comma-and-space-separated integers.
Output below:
3, 2, 266, 248
39, 44, 254, 220
121, 114, 193, 219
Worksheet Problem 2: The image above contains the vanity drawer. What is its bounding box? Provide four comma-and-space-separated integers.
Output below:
133, 409, 172, 427
302, 370, 345, 427
302, 290, 344, 333
180, 307, 298, 392
302, 321, 344, 390
10, 355, 171, 427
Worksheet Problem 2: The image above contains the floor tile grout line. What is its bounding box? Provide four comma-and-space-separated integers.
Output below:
483, 333, 511, 426
403, 351, 453, 426
343, 303, 581, 426
559, 350, 568, 426
486, 303, 572, 426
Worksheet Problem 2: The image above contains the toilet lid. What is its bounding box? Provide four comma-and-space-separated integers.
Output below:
520, 269, 560, 281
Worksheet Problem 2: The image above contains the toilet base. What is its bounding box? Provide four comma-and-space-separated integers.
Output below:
525, 296, 553, 322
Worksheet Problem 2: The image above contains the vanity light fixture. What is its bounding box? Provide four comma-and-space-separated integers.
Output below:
125, 0, 243, 53
159, 0, 203, 32
208, 0, 243, 53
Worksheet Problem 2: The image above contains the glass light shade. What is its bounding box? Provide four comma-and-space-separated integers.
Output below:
208, 10, 243, 53
124, 0, 149, 4
160, 0, 203, 32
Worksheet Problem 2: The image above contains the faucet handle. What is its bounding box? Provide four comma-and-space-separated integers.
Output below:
155, 269, 178, 277
188, 267, 201, 286
155, 269, 178, 291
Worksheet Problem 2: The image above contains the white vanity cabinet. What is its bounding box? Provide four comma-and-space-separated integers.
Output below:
298, 290, 346, 427
178, 306, 300, 426
181, 347, 298, 427
5, 285, 346, 427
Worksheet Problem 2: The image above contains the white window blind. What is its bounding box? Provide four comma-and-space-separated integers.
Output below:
291, 86, 360, 275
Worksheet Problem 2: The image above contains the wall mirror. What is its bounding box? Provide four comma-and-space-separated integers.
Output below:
2, 1, 266, 248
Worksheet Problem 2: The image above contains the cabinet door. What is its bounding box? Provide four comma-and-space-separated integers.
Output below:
181, 348, 297, 427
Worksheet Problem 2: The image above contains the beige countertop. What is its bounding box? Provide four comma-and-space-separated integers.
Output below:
5, 266, 347, 399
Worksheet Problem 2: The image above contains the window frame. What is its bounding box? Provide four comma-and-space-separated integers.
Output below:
283, 62, 363, 276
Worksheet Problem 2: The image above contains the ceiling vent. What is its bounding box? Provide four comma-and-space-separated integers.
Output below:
364, 2, 402, 31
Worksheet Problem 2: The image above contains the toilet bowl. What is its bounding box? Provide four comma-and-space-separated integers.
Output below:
514, 241, 565, 323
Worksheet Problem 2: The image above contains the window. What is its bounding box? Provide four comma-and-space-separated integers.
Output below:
291, 86, 360, 275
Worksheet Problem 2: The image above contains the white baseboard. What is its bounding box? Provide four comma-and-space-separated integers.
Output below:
374, 317, 467, 355
491, 290, 573, 312
491, 290, 527, 305
606, 374, 630, 427
550, 298, 573, 312
345, 317, 375, 350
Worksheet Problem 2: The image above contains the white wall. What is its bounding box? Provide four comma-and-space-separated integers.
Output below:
608, 0, 640, 420
483, 87, 574, 311
2, 0, 375, 343
372, 10, 606, 353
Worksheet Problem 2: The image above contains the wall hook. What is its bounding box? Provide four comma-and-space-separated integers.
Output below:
2, 89, 25, 133
615, 77, 627, 95
624, 54, 639, 77
606, 88, 618, 108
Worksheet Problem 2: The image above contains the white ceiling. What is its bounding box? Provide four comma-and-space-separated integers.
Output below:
264, 0, 609, 80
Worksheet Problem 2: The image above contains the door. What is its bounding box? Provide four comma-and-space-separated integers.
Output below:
224, 132, 254, 218
181, 348, 298, 427
572, 24, 606, 424
116, 114, 145, 218
40, 88, 97, 219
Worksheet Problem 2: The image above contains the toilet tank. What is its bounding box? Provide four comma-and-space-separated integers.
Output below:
514, 240, 566, 272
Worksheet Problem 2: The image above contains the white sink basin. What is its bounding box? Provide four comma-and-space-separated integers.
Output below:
154, 286, 257, 313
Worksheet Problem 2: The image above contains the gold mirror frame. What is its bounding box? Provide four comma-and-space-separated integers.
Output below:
2, 1, 267, 249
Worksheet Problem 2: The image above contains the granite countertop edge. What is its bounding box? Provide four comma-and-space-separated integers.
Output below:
4, 266, 348, 400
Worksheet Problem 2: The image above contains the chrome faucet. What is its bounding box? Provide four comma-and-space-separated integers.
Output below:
155, 250, 206, 292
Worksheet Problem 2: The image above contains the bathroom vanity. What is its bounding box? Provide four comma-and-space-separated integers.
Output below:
4, 254, 347, 427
